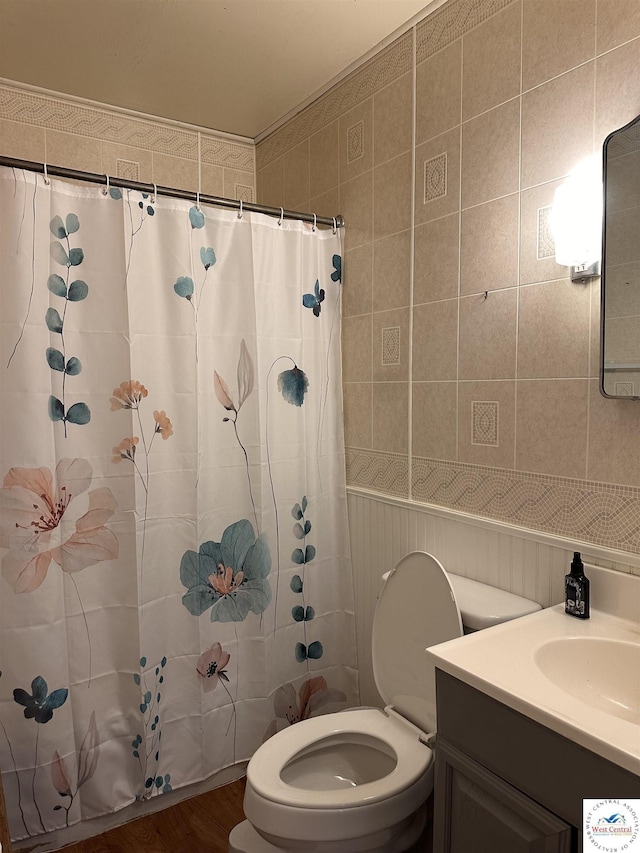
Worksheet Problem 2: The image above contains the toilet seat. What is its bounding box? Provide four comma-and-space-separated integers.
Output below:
247, 707, 433, 810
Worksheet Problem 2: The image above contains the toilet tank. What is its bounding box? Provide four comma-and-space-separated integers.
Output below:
448, 572, 542, 632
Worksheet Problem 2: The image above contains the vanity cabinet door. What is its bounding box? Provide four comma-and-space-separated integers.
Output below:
434, 738, 574, 853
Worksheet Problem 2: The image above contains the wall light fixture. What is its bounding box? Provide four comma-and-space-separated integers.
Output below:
550, 155, 602, 283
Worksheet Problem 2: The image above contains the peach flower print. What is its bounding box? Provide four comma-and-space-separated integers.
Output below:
0, 458, 119, 593
112, 436, 139, 463
110, 380, 148, 410
153, 410, 173, 440
111, 381, 173, 594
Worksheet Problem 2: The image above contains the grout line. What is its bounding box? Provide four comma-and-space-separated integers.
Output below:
455, 39, 463, 463
584, 11, 600, 481
514, 0, 524, 473
370, 88, 376, 449
407, 26, 417, 500
460, 188, 521, 212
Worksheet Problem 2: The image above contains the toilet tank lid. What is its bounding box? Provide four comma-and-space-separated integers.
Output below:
448, 573, 541, 631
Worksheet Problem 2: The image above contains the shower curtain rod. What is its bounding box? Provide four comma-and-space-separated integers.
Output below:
0, 156, 345, 229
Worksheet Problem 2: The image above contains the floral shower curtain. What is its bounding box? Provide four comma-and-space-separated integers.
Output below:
0, 166, 358, 845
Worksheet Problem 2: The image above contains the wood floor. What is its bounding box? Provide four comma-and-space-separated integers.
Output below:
58, 777, 246, 853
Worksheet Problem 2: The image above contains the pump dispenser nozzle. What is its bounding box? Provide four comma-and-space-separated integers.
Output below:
570, 552, 584, 575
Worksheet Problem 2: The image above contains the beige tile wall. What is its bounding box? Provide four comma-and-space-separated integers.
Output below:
256, 0, 640, 555
0, 83, 255, 199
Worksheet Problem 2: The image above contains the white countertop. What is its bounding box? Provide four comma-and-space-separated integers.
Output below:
426, 603, 640, 776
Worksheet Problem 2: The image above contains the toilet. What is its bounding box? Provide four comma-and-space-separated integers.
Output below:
228, 551, 541, 853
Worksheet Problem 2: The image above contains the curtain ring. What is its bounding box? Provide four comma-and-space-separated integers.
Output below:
312, 213, 317, 232
196, 191, 200, 211
43, 163, 50, 185
238, 199, 243, 219
278, 207, 284, 226
332, 217, 337, 235
102, 174, 110, 196
152, 183, 157, 205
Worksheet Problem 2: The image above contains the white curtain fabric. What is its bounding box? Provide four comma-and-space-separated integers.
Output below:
0, 166, 358, 845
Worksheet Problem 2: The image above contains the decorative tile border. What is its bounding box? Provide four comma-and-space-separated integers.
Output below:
416, 0, 516, 63
0, 83, 254, 171
199, 134, 255, 171
346, 448, 409, 498
346, 447, 640, 554
411, 455, 640, 554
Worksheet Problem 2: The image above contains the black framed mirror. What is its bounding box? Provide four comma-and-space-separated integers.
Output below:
601, 113, 640, 400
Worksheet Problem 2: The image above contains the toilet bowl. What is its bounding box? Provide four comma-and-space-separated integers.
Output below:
229, 551, 541, 853
242, 708, 434, 852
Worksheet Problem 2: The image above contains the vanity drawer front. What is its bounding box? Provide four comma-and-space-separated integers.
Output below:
435, 670, 640, 829
434, 738, 573, 853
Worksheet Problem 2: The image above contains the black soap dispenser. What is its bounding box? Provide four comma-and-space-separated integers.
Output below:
564, 552, 590, 619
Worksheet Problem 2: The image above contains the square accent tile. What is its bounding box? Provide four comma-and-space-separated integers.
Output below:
116, 158, 140, 181
615, 381, 634, 395
382, 326, 401, 365
424, 153, 447, 203
235, 183, 254, 202
347, 120, 365, 163
537, 205, 555, 260
471, 400, 499, 446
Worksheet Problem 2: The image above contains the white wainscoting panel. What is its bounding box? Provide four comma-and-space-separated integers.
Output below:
347, 488, 639, 707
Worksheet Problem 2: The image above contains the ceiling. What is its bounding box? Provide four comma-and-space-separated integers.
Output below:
0, 0, 434, 139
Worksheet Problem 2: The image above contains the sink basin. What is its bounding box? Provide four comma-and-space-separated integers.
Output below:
427, 596, 640, 775
534, 637, 640, 724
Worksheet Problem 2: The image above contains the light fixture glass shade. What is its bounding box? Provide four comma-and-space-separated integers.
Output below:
551, 156, 603, 267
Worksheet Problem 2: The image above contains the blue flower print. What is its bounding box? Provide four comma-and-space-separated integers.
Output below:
331, 254, 342, 283
189, 206, 205, 229
302, 280, 325, 317
180, 519, 271, 622
200, 247, 216, 270
13, 676, 68, 724
278, 366, 308, 406
138, 193, 155, 217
